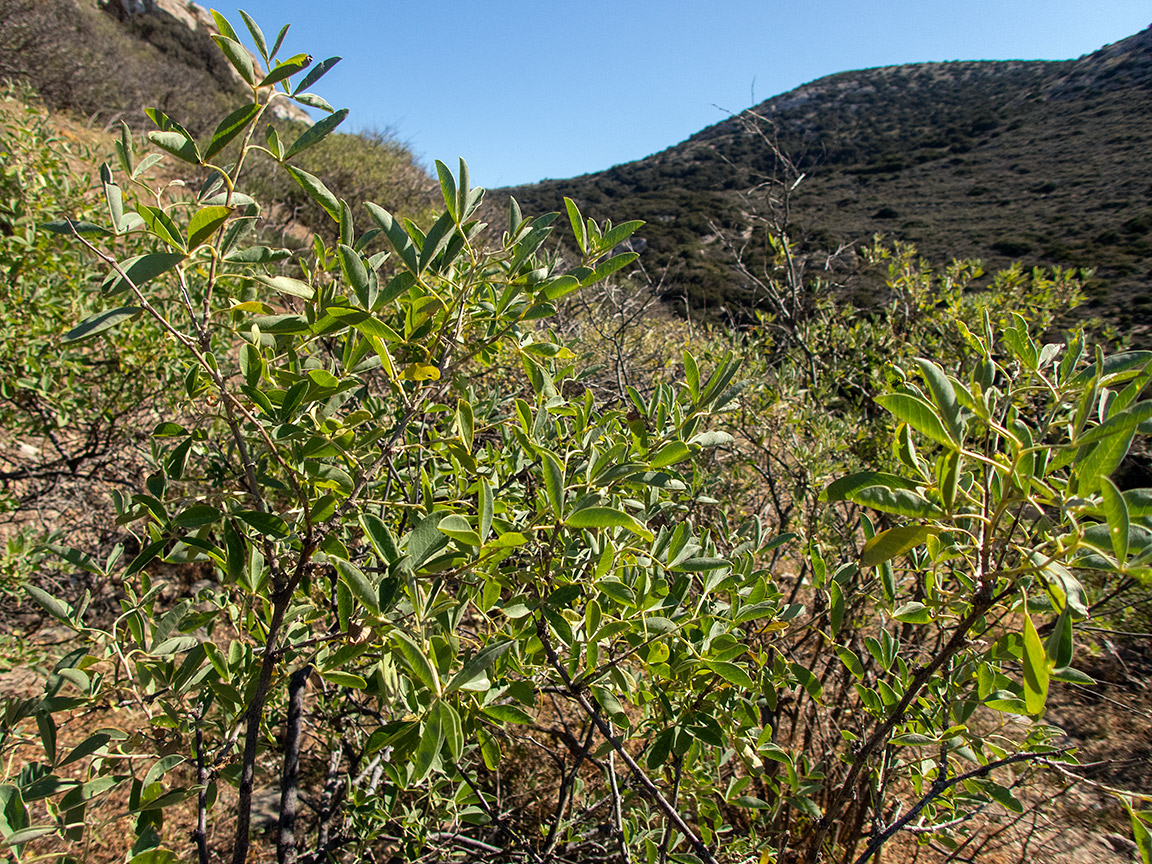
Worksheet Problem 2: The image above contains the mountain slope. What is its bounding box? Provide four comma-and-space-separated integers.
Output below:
503, 27, 1152, 330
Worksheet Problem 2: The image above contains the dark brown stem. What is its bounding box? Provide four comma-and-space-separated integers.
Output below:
659, 753, 684, 864
543, 711, 599, 859
313, 746, 346, 860
278, 665, 312, 864
230, 542, 314, 864
850, 749, 1064, 864
535, 615, 719, 864
806, 595, 996, 861
193, 722, 209, 864
607, 744, 630, 864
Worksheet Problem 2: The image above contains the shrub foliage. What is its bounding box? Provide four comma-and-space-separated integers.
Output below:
1, 13, 1150, 864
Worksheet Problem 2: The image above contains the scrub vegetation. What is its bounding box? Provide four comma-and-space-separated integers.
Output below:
0, 9, 1150, 864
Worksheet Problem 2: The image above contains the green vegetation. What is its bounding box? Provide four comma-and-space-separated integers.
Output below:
0, 12, 1150, 864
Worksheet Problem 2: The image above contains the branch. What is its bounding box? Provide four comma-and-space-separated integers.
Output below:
535, 615, 720, 864
807, 595, 996, 860
850, 749, 1068, 864
278, 665, 312, 864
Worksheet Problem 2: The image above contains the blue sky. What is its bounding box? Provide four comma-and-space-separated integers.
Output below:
222, 1, 1151, 189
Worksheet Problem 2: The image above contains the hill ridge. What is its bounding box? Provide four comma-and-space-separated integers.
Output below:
503, 24, 1152, 332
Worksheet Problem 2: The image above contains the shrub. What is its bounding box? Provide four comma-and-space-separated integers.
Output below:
2, 14, 1150, 864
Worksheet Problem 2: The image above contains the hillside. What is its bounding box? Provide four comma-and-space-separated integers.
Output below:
503, 26, 1152, 332
0, 0, 434, 232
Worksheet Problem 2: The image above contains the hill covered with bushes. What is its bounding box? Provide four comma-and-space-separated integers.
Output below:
504, 26, 1152, 332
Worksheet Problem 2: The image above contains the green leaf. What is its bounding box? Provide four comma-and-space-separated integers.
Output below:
392, 631, 441, 697
152, 636, 198, 655
1022, 609, 1049, 715
285, 166, 340, 221
650, 441, 690, 469
3, 826, 57, 847
890, 733, 937, 746
564, 197, 588, 252
984, 696, 1029, 714
542, 452, 565, 519
332, 557, 378, 615
212, 35, 256, 84
283, 108, 349, 160
567, 507, 653, 542
876, 393, 955, 447
1101, 476, 1130, 567
445, 641, 513, 695
138, 205, 186, 251
360, 513, 399, 563
821, 471, 920, 502
259, 53, 311, 87
41, 220, 109, 236
853, 486, 943, 519
1050, 666, 1096, 685
590, 251, 639, 283
705, 661, 755, 689
684, 350, 700, 399
173, 504, 222, 528
438, 514, 481, 547
688, 430, 734, 448
224, 246, 291, 264
916, 358, 962, 442
128, 848, 181, 864
1046, 607, 1074, 669
1076, 424, 1136, 496
203, 104, 260, 161
1075, 399, 1152, 448
892, 602, 932, 625
400, 363, 440, 381
438, 701, 463, 761
982, 781, 1023, 813
418, 211, 457, 274
404, 512, 447, 571
35, 711, 55, 764
1124, 799, 1152, 864
115, 119, 134, 175
318, 670, 367, 689
364, 202, 418, 273
789, 662, 823, 703
100, 252, 185, 297
481, 704, 533, 725
236, 509, 291, 538
142, 755, 185, 789
338, 244, 370, 301
186, 205, 232, 249
148, 130, 201, 164
835, 645, 864, 679
294, 55, 342, 95
237, 9, 267, 56
63, 307, 142, 344
479, 478, 494, 542
293, 91, 334, 112
598, 220, 645, 252
435, 160, 457, 219
861, 525, 940, 566
210, 9, 239, 41
251, 274, 314, 300
250, 313, 309, 333
100, 162, 124, 232
59, 732, 111, 768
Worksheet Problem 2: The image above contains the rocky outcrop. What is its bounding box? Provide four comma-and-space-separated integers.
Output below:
101, 0, 312, 124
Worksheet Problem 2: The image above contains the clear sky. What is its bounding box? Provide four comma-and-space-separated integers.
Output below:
220, 1, 1150, 189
